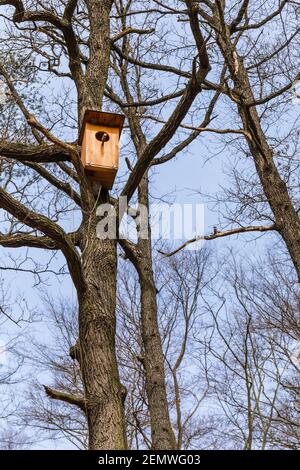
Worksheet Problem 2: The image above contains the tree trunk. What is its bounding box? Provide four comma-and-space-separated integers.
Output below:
75, 1, 126, 448
79, 217, 127, 450
138, 254, 177, 449
137, 175, 177, 450
241, 112, 300, 280
217, 28, 300, 280
78, 0, 113, 122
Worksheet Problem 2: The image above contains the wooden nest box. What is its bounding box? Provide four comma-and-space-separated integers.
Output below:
79, 110, 125, 189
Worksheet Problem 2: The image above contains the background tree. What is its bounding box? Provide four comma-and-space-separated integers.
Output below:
163, 1, 300, 282
196, 251, 300, 449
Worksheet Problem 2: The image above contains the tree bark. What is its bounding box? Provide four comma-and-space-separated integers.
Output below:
138, 253, 177, 449
75, 1, 128, 449
78, 0, 113, 122
78, 215, 127, 450
137, 176, 177, 450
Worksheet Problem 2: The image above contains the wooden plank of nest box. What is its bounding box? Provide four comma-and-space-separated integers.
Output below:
79, 109, 125, 145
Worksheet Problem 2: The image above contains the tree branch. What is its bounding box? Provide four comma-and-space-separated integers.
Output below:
152, 66, 227, 165
0, 0, 23, 20
0, 60, 77, 155
144, 116, 249, 139
63, 0, 78, 21
160, 225, 276, 257
24, 162, 81, 207
230, 0, 250, 33
0, 142, 71, 163
43, 385, 86, 413
106, 86, 185, 108
120, 6, 211, 203
0, 231, 80, 250
118, 237, 139, 266
111, 27, 155, 43
248, 75, 300, 107
0, 232, 58, 249
0, 187, 84, 293
233, 0, 289, 32
185, 0, 210, 69
0, 0, 84, 87
121, 60, 211, 202
112, 43, 191, 79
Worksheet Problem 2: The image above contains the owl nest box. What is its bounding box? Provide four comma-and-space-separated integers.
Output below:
79, 110, 125, 190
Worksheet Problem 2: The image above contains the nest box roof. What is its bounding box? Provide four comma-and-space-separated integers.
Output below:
79, 109, 125, 145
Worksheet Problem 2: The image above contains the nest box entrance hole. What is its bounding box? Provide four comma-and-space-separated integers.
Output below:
95, 131, 110, 145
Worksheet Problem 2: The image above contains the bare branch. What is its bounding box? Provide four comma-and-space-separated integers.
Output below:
0, 232, 58, 250
112, 43, 191, 79
43, 385, 86, 413
233, 0, 289, 32
0, 0, 84, 87
0, 142, 71, 163
121, 60, 211, 202
63, 0, 78, 21
160, 225, 276, 257
185, 0, 210, 69
230, 0, 250, 33
248, 74, 300, 107
0, 187, 84, 293
111, 27, 155, 43
24, 162, 81, 207
0, 231, 80, 250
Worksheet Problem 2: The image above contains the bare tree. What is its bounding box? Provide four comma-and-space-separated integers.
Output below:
0, 0, 211, 449
1, 0, 299, 451
196, 251, 300, 449
162, 1, 300, 285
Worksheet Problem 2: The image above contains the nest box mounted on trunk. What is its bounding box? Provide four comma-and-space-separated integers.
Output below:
79, 110, 125, 190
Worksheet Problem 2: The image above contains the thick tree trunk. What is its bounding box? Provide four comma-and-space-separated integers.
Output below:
136, 176, 177, 450
240, 105, 300, 279
79, 217, 127, 450
217, 28, 300, 280
77, 0, 113, 122
75, 1, 127, 449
